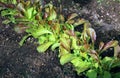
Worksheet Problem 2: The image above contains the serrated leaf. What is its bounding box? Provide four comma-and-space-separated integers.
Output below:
71, 58, 91, 74
37, 42, 53, 53
60, 53, 74, 65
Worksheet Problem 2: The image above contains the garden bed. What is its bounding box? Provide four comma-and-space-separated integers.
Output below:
0, 0, 120, 78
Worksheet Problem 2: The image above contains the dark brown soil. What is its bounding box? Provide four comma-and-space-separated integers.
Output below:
0, 0, 120, 78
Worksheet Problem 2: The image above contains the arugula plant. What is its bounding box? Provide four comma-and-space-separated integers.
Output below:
0, 0, 120, 78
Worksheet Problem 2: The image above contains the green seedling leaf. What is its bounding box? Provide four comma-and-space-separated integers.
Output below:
60, 53, 74, 65
86, 69, 97, 78
87, 28, 96, 43
59, 46, 69, 57
19, 34, 31, 46
102, 57, 113, 69
48, 9, 57, 20
112, 72, 120, 78
103, 71, 111, 78
47, 4, 57, 20
32, 29, 52, 38
37, 42, 53, 53
48, 34, 56, 42
71, 57, 91, 74
51, 43, 60, 51
26, 7, 37, 19
38, 36, 47, 44
71, 37, 81, 49
103, 40, 118, 51
111, 58, 120, 68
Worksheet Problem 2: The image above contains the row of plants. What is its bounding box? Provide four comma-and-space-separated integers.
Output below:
0, 0, 120, 78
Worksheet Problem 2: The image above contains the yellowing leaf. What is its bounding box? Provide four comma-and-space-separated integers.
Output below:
67, 13, 78, 21
73, 19, 86, 26
114, 45, 120, 57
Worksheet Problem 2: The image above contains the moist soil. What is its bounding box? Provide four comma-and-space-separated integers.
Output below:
0, 0, 120, 78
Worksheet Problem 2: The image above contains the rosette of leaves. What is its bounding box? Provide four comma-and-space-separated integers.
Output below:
59, 20, 120, 78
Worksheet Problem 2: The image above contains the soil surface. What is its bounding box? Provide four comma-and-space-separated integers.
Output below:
0, 0, 120, 78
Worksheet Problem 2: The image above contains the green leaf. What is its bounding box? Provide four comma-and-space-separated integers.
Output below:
71, 37, 81, 49
47, 4, 57, 20
32, 29, 52, 38
19, 34, 31, 46
51, 43, 60, 51
60, 53, 74, 65
86, 69, 97, 78
37, 42, 53, 53
71, 57, 91, 74
111, 59, 120, 68
48, 34, 56, 42
103, 71, 111, 78
38, 36, 47, 44
26, 7, 35, 19
112, 72, 120, 78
